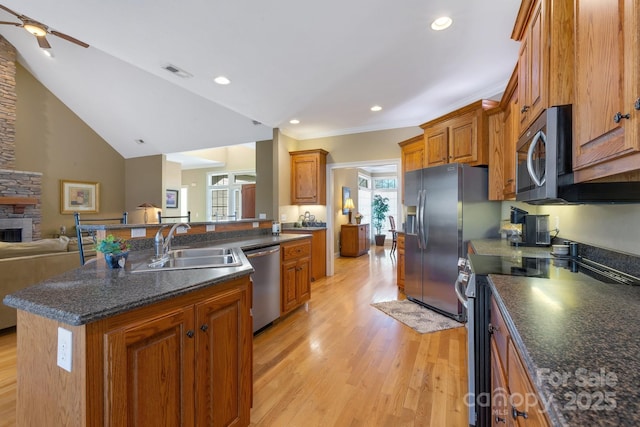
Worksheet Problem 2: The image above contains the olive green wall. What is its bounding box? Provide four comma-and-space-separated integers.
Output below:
124, 155, 163, 224
333, 168, 358, 252
15, 63, 125, 236
255, 137, 276, 219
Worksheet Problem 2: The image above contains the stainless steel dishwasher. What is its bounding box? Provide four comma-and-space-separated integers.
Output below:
244, 245, 281, 333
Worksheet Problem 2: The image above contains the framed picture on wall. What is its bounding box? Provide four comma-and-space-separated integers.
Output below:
166, 189, 179, 208
60, 180, 100, 214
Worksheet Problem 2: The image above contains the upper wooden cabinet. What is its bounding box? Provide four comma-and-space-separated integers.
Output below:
512, 0, 574, 135
290, 149, 328, 205
399, 134, 425, 174
420, 100, 498, 168
572, 0, 640, 182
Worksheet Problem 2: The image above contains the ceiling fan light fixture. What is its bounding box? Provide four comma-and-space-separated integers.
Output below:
23, 22, 47, 37
431, 16, 453, 31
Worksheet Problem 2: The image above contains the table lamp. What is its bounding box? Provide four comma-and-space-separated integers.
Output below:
344, 198, 355, 224
137, 202, 159, 224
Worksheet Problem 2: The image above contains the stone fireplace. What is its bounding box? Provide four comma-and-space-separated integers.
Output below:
0, 36, 42, 240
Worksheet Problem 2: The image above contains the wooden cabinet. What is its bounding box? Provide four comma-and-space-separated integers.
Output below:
398, 135, 425, 203
490, 295, 550, 427
420, 100, 498, 167
513, 0, 574, 135
290, 149, 328, 205
396, 233, 405, 290
572, 0, 640, 182
284, 229, 326, 281
15, 276, 253, 427
340, 224, 370, 257
280, 238, 312, 315
489, 68, 519, 201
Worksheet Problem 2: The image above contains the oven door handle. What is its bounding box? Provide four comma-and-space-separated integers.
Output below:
454, 273, 469, 309
526, 130, 547, 187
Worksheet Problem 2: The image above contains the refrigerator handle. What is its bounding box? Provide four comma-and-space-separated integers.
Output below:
454, 273, 469, 308
416, 189, 424, 249
422, 188, 430, 248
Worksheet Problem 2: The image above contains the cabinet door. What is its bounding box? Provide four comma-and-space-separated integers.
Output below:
402, 138, 425, 173
296, 258, 311, 303
104, 307, 196, 427
291, 154, 320, 204
425, 126, 449, 166
449, 113, 478, 164
508, 343, 550, 427
503, 88, 518, 199
340, 225, 358, 256
358, 225, 368, 253
518, 0, 544, 133
491, 340, 512, 427
195, 286, 252, 427
573, 0, 640, 180
281, 258, 299, 314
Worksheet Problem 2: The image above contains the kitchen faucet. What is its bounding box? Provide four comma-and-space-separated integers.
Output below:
153, 222, 191, 260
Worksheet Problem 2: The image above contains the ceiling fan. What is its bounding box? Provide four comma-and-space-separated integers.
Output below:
0, 4, 88, 49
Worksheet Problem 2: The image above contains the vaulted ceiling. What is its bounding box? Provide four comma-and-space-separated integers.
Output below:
0, 0, 521, 161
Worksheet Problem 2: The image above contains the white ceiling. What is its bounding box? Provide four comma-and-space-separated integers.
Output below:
0, 0, 521, 162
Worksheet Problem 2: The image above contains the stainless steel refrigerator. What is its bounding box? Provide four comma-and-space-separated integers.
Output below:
404, 163, 500, 322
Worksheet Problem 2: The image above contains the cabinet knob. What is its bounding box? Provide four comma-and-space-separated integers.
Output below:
520, 105, 530, 114
511, 406, 528, 420
200, 324, 209, 332
186, 330, 195, 338
613, 112, 631, 123
495, 416, 506, 424
488, 323, 499, 334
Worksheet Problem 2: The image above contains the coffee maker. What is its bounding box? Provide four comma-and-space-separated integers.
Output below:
509, 207, 551, 247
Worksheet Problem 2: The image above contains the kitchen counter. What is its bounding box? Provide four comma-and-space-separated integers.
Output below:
472, 239, 640, 426
3, 233, 309, 326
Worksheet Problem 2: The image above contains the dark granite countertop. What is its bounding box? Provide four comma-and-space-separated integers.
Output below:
490, 275, 640, 427
3, 233, 310, 326
471, 239, 640, 426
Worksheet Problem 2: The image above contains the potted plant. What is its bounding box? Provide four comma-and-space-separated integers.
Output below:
95, 234, 130, 268
354, 212, 364, 224
372, 194, 390, 246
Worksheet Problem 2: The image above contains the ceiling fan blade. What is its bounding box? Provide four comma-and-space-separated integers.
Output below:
36, 35, 50, 49
0, 21, 21, 27
50, 30, 89, 48
0, 4, 21, 19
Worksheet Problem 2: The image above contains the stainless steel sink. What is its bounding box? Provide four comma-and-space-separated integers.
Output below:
131, 247, 243, 273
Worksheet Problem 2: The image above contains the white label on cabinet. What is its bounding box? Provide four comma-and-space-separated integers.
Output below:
130, 228, 146, 238
176, 226, 189, 234
206, 224, 216, 232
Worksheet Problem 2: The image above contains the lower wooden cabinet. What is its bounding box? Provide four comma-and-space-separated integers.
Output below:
283, 229, 326, 281
397, 233, 405, 290
490, 295, 550, 427
15, 276, 253, 427
281, 238, 312, 315
340, 224, 370, 257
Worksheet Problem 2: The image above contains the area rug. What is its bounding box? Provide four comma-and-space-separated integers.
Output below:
371, 299, 464, 334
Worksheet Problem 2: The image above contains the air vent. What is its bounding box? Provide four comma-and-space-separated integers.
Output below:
252, 120, 262, 125
162, 64, 193, 79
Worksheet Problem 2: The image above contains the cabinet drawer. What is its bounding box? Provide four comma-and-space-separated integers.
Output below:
490, 297, 509, 369
282, 240, 311, 260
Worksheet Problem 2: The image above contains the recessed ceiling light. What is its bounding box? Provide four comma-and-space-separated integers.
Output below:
370, 105, 382, 112
289, 119, 300, 124
214, 76, 231, 85
431, 16, 453, 31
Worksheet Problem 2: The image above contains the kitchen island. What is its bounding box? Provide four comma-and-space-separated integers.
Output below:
3, 232, 310, 427
471, 239, 640, 427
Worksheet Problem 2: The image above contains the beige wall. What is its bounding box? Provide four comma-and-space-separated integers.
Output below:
333, 168, 359, 252
15, 63, 126, 236
124, 155, 163, 224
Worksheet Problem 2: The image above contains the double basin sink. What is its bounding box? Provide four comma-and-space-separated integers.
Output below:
132, 247, 243, 273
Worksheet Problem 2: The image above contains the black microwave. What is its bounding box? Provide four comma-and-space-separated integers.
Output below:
515, 105, 573, 203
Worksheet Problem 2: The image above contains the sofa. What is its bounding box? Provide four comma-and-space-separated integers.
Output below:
0, 236, 86, 330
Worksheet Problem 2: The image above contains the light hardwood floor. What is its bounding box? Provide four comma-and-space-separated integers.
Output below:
0, 246, 468, 427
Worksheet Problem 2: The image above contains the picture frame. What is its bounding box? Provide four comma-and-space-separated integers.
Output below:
342, 186, 351, 215
60, 180, 100, 214
166, 189, 179, 209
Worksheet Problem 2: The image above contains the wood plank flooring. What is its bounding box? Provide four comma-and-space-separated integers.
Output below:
0, 246, 468, 427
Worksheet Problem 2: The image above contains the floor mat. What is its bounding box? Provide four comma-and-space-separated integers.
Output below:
371, 299, 464, 334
